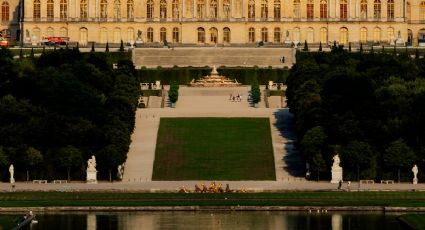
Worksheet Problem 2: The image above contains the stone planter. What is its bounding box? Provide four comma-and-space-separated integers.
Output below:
254, 103, 259, 108
171, 102, 176, 108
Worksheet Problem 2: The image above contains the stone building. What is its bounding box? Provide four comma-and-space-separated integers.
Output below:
1, 0, 425, 46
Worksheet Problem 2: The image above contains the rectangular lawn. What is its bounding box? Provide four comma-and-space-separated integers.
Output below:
152, 118, 276, 180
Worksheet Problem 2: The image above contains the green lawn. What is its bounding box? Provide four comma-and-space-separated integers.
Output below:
2, 192, 425, 207
152, 118, 275, 180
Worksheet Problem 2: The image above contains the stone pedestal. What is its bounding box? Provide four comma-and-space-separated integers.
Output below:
413, 178, 418, 185
331, 154, 343, 184
86, 170, 97, 184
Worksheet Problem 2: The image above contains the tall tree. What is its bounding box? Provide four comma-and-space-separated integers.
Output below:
57, 145, 83, 181
384, 138, 416, 182
24, 147, 43, 181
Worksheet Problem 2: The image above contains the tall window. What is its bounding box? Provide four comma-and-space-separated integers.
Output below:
360, 27, 367, 43
373, 27, 381, 42
127, 0, 134, 19
80, 0, 87, 19
197, 27, 205, 43
306, 0, 314, 19
320, 0, 327, 19
79, 27, 88, 45
197, 0, 205, 18
33, 0, 40, 20
360, 0, 367, 19
113, 27, 120, 43
60, 0, 67, 20
223, 0, 230, 18
1, 1, 9, 22
248, 27, 255, 43
339, 27, 348, 44
172, 0, 179, 19
46, 0, 54, 21
293, 0, 300, 19
387, 0, 394, 20
210, 27, 217, 43
173, 27, 179, 42
210, 0, 217, 18
293, 27, 300, 41
261, 0, 268, 19
387, 27, 394, 43
340, 0, 347, 19
127, 28, 134, 42
100, 27, 108, 43
223, 27, 230, 43
274, 0, 280, 19
147, 0, 154, 19
373, 0, 381, 19
274, 27, 281, 42
320, 27, 327, 43
307, 27, 314, 43
114, 0, 121, 19
420, 2, 425, 20
160, 0, 167, 19
60, 27, 68, 37
46, 27, 54, 37
248, 0, 255, 19
261, 27, 268, 42
147, 27, 153, 42
160, 27, 167, 42
100, 0, 108, 19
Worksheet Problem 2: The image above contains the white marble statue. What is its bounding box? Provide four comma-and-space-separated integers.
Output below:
9, 164, 15, 184
117, 164, 124, 180
412, 164, 418, 184
331, 154, 343, 184
86, 155, 98, 184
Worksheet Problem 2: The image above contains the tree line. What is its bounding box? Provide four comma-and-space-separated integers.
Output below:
287, 48, 425, 182
0, 48, 140, 181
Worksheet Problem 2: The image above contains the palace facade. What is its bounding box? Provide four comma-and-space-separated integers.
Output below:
1, 0, 425, 46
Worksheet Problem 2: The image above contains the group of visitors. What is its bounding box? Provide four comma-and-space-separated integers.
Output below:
229, 94, 243, 102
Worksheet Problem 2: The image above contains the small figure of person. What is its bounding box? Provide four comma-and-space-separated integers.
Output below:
347, 181, 351, 191
338, 180, 342, 190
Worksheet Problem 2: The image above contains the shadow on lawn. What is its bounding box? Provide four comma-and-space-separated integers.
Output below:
273, 108, 305, 178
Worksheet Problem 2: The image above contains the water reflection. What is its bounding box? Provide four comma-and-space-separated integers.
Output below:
1, 211, 408, 230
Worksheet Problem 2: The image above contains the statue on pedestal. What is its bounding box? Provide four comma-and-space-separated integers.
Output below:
331, 154, 343, 183
9, 164, 15, 184
412, 164, 418, 184
86, 156, 98, 184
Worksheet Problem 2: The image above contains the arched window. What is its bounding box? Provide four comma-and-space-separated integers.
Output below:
387, 27, 394, 43
127, 27, 134, 42
147, 27, 154, 42
274, 0, 280, 19
360, 27, 367, 43
339, 27, 348, 44
197, 0, 205, 18
360, 0, 367, 19
100, 27, 108, 43
373, 27, 381, 43
147, 0, 154, 19
320, 27, 327, 43
223, 27, 230, 43
248, 0, 255, 19
32, 27, 41, 42
33, 0, 40, 20
197, 27, 205, 43
306, 0, 313, 19
340, 0, 347, 19
47, 0, 54, 21
320, 0, 327, 19
1, 1, 9, 22
160, 27, 167, 42
223, 0, 230, 18
248, 27, 255, 43
293, 27, 300, 41
307, 27, 314, 43
59, 27, 68, 37
114, 0, 121, 19
113, 28, 121, 43
160, 0, 167, 19
210, 0, 217, 18
46, 27, 54, 37
60, 0, 67, 20
79, 27, 88, 45
293, 0, 300, 18
387, 0, 394, 20
80, 0, 88, 19
420, 2, 425, 20
274, 27, 281, 43
261, 0, 268, 19
172, 0, 179, 19
173, 27, 179, 42
100, 0, 108, 19
210, 27, 217, 43
127, 0, 134, 19
261, 27, 268, 42
373, 0, 381, 19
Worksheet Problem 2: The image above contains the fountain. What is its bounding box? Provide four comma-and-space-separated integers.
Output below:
190, 65, 241, 87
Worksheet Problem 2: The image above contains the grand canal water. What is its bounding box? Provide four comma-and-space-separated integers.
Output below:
1, 211, 409, 230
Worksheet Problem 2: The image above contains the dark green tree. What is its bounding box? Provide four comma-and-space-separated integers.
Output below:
303, 40, 309, 51
57, 145, 83, 181
30, 47, 34, 58
105, 42, 109, 52
24, 147, 43, 181
319, 42, 322, 52
251, 78, 261, 104
97, 144, 125, 182
359, 43, 363, 52
311, 152, 326, 181
91, 42, 95, 52
348, 42, 352, 52
341, 141, 375, 181
384, 138, 416, 182
119, 40, 125, 52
